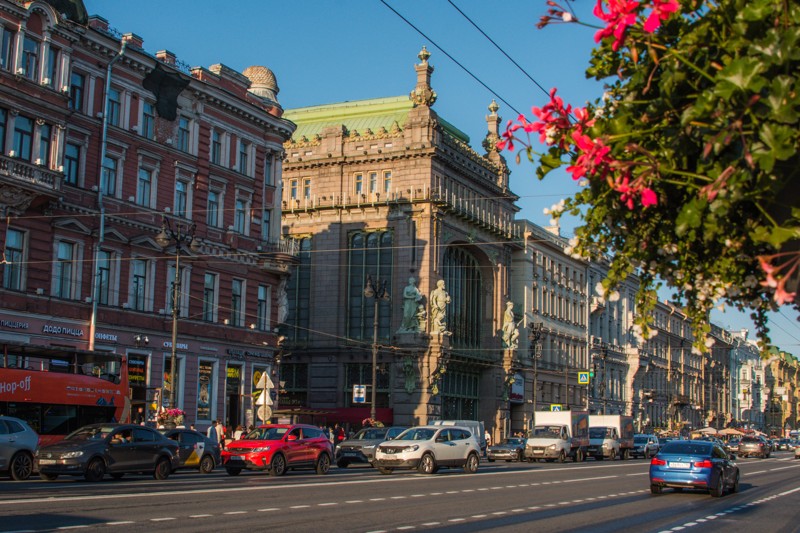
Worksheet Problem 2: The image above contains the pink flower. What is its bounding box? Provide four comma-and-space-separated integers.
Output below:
640, 187, 658, 206
594, 0, 640, 51
643, 0, 679, 33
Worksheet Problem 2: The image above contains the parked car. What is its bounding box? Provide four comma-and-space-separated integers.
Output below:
373, 425, 480, 475
486, 437, 526, 462
335, 426, 407, 468
221, 424, 332, 476
649, 439, 739, 497
159, 428, 221, 473
631, 434, 660, 459
0, 415, 39, 481
35, 424, 180, 482
724, 439, 740, 454
738, 436, 771, 458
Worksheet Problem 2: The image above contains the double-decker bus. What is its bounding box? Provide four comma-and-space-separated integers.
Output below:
0, 342, 130, 445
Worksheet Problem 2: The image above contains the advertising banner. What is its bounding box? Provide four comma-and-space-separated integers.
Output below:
197, 361, 213, 421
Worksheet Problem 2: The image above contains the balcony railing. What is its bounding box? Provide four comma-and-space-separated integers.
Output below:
0, 154, 62, 210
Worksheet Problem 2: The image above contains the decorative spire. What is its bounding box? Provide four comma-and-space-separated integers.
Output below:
482, 100, 502, 153
410, 46, 437, 107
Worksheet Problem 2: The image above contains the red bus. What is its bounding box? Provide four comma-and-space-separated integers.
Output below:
0, 343, 130, 446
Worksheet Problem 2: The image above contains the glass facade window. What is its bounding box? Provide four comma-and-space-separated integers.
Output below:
101, 156, 117, 196
96, 250, 111, 305
285, 238, 312, 341
69, 72, 84, 111
383, 171, 392, 194
106, 88, 121, 127
38, 124, 51, 166
261, 209, 270, 240
64, 142, 80, 186
231, 279, 243, 327
136, 168, 151, 207
13, 115, 33, 160
207, 190, 220, 227
1, 29, 13, 71
211, 130, 221, 164
369, 172, 377, 193
257, 285, 270, 331
131, 259, 148, 311
3, 228, 24, 291
345, 363, 389, 407
142, 102, 155, 139
290, 179, 297, 200
354, 173, 363, 195
174, 181, 188, 218
234, 199, 247, 234
203, 273, 217, 322
442, 246, 483, 349
45, 46, 58, 87
347, 231, 392, 340
177, 117, 190, 152
21, 36, 38, 80
303, 178, 311, 199
54, 241, 76, 299
264, 154, 272, 185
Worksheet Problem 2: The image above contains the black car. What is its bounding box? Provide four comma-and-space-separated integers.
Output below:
36, 424, 180, 482
335, 426, 407, 468
159, 428, 221, 473
486, 437, 526, 462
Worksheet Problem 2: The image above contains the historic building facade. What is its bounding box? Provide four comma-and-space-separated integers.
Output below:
0, 1, 295, 430
280, 48, 522, 435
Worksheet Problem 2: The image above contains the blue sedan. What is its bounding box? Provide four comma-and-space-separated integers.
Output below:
649, 440, 740, 497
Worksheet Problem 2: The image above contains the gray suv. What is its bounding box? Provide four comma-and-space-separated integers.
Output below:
738, 436, 770, 459
0, 416, 39, 481
335, 426, 407, 468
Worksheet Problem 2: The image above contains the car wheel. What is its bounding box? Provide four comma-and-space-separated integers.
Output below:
515, 450, 522, 462
644, 449, 650, 460
316, 453, 331, 475
418, 453, 436, 474
650, 484, 662, 495
84, 458, 106, 482
40, 473, 58, 481
487, 457, 495, 462
608, 449, 616, 461
710, 472, 724, 497
9, 452, 33, 481
270, 454, 287, 476
110, 473, 125, 480
574, 449, 584, 463
337, 460, 349, 468
731, 472, 740, 493
153, 457, 172, 480
557, 450, 566, 463
225, 467, 241, 476
377, 467, 393, 475
200, 455, 215, 474
464, 453, 479, 474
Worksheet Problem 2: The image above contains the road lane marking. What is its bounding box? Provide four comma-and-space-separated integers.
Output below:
105, 522, 134, 525
150, 518, 175, 522
224, 511, 247, 514
318, 502, 338, 506
257, 508, 279, 512
189, 515, 212, 518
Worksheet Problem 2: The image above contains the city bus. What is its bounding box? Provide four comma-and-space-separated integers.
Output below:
0, 342, 130, 445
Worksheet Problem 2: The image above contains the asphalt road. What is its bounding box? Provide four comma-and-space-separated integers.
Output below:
2, 452, 799, 532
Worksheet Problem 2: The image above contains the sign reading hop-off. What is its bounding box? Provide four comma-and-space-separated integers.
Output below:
353, 384, 366, 403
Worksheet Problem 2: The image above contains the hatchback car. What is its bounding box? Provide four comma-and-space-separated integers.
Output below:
0, 415, 39, 481
486, 437, 526, 462
373, 425, 480, 475
159, 428, 221, 474
335, 426, 407, 468
738, 436, 770, 458
35, 424, 180, 482
649, 440, 739, 497
221, 424, 332, 476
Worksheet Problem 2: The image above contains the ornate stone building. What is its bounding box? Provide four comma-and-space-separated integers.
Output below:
280, 49, 521, 436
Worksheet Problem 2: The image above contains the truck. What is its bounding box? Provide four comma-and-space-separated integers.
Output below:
525, 410, 589, 463
587, 414, 635, 460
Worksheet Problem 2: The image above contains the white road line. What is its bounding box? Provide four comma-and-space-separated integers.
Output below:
290, 505, 310, 509
150, 518, 175, 522
223, 511, 247, 514
56, 527, 89, 531
105, 522, 135, 525
257, 508, 279, 512
422, 522, 441, 526
318, 502, 338, 506
189, 514, 213, 518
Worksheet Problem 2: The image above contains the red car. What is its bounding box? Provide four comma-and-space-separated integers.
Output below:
221, 424, 333, 476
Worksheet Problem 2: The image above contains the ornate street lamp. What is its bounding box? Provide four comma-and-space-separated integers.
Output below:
364, 275, 390, 421
529, 322, 544, 414
155, 215, 199, 410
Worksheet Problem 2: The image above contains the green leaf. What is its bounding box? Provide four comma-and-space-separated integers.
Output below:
759, 123, 796, 161
764, 77, 800, 124
714, 58, 766, 98
675, 199, 707, 236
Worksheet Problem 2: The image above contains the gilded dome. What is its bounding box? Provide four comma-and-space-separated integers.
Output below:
243, 65, 279, 103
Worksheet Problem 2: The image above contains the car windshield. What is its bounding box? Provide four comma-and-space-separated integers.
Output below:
532, 426, 562, 439
65, 426, 115, 441
589, 428, 612, 439
352, 428, 388, 440
505, 438, 524, 446
633, 437, 648, 444
245, 427, 288, 440
659, 442, 711, 455
397, 428, 435, 441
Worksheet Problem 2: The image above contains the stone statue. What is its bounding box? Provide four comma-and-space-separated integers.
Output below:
429, 279, 451, 335
502, 300, 520, 349
399, 277, 422, 332
416, 304, 427, 333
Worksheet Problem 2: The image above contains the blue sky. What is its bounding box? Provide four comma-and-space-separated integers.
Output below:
83, 0, 799, 352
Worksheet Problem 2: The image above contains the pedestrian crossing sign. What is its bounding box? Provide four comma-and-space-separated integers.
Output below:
578, 371, 590, 385
551, 404, 563, 411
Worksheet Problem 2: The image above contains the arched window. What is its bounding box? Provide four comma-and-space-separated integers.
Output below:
442, 246, 482, 349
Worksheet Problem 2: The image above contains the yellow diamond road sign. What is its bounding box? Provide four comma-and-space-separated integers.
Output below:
578, 371, 590, 385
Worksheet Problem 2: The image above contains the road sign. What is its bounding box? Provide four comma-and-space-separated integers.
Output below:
353, 384, 366, 403
551, 404, 563, 411
578, 371, 590, 385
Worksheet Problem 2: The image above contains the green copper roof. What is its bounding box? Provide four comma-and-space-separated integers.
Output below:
285, 95, 470, 143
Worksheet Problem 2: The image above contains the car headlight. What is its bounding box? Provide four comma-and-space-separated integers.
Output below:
547, 444, 557, 450
61, 451, 84, 459
410, 445, 419, 452
252, 447, 271, 452
362, 445, 375, 450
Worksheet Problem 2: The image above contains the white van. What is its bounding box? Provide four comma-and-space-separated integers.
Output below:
430, 420, 486, 453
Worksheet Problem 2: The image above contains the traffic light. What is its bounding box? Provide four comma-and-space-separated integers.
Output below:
590, 365, 596, 379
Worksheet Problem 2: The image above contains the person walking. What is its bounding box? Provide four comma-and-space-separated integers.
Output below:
207, 420, 219, 444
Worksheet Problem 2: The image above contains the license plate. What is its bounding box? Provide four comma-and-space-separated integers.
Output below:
669, 461, 690, 469
343, 452, 358, 457
228, 456, 244, 461
533, 450, 543, 454
38, 459, 56, 465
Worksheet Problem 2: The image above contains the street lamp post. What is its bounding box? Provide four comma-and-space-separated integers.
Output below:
364, 275, 389, 422
529, 323, 543, 414
155, 216, 199, 410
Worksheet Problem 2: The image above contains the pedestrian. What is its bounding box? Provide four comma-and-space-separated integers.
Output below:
207, 420, 219, 444
233, 424, 244, 440
219, 420, 227, 448
190, 423, 196, 431
334, 423, 346, 446
485, 429, 492, 447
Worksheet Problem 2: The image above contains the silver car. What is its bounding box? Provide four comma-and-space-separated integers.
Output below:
0, 415, 39, 480
335, 426, 407, 468
374, 425, 480, 475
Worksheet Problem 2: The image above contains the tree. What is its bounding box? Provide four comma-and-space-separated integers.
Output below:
500, 0, 799, 352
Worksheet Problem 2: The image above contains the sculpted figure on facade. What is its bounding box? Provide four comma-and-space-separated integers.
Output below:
398, 277, 423, 333
429, 279, 451, 335
502, 300, 520, 349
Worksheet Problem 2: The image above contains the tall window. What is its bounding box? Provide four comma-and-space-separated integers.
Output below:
69, 72, 84, 111
0, 108, 6, 153
174, 181, 188, 218
38, 124, 51, 166
177, 117, 190, 152
257, 284, 270, 331
238, 140, 249, 175
63, 142, 80, 186
101, 156, 117, 196
369, 172, 377, 194
21, 36, 38, 80
96, 250, 111, 305
347, 231, 392, 340
261, 209, 271, 240
264, 154, 273, 185
289, 179, 298, 200
54, 241, 76, 299
234, 199, 247, 234
1, 29, 13, 71
383, 171, 392, 193
285, 237, 312, 341
303, 178, 311, 199
203, 272, 217, 322
442, 246, 483, 349
13, 115, 33, 160
210, 130, 221, 164
3, 228, 24, 291
354, 173, 363, 195
231, 279, 244, 327
131, 259, 148, 311
142, 102, 155, 139
207, 190, 220, 227
106, 88, 121, 127
45, 46, 58, 87
136, 168, 152, 207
